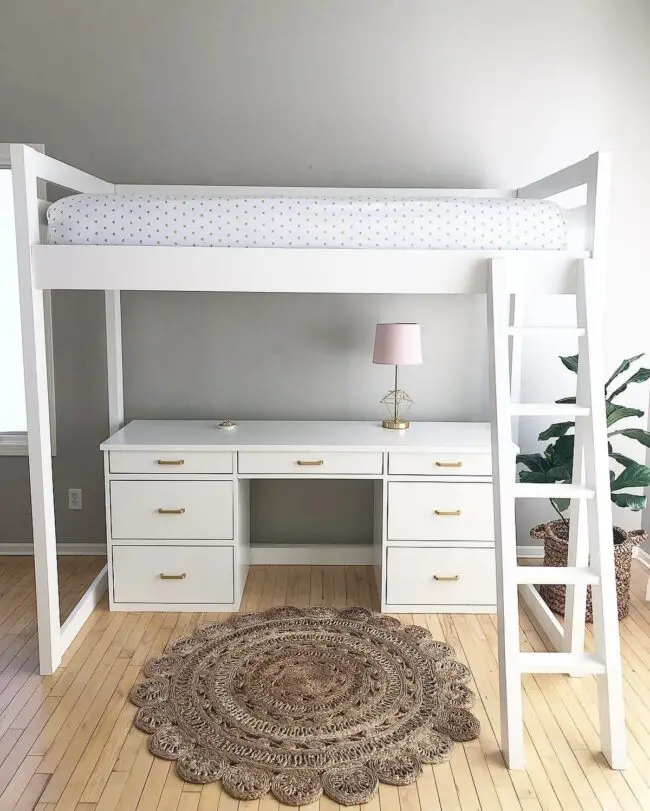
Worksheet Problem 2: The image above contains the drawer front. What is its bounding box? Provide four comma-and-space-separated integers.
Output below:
110, 481, 233, 540
389, 452, 491, 476
109, 451, 232, 475
238, 451, 383, 475
112, 545, 234, 604
387, 482, 493, 541
386, 546, 496, 606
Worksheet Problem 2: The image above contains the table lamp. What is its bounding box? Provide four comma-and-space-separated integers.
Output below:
373, 323, 423, 429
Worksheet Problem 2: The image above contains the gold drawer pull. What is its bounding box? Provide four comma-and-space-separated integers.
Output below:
434, 509, 462, 517
296, 460, 324, 466
433, 574, 460, 582
157, 459, 185, 465
436, 461, 463, 468
159, 573, 187, 580
157, 507, 186, 515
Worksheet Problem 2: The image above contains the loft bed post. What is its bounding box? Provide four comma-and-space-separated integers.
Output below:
10, 144, 61, 673
105, 291, 125, 433
10, 144, 115, 674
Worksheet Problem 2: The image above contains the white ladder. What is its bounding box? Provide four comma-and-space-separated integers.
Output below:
487, 257, 627, 770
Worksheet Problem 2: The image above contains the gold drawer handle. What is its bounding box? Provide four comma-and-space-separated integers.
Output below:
434, 509, 462, 517
433, 574, 460, 582
436, 461, 463, 468
157, 459, 185, 465
157, 507, 186, 515
296, 460, 324, 466
159, 573, 187, 580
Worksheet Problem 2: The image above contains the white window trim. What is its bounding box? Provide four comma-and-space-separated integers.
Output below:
0, 144, 56, 457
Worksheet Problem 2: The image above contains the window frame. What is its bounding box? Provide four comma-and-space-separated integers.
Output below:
0, 145, 56, 456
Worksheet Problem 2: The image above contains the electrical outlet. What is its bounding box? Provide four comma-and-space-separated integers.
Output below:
68, 488, 83, 510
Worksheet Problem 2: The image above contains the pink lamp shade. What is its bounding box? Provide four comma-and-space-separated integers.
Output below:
373, 323, 423, 365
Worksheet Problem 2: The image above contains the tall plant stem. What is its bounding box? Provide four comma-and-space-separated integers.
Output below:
549, 499, 570, 530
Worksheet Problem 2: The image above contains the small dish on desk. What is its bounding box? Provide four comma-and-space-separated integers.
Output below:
217, 418, 237, 430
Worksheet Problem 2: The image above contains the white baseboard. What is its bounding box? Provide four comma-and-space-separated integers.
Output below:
1, 542, 542, 563
0, 543, 107, 556
250, 544, 374, 565
60, 564, 109, 650
634, 546, 650, 569
516, 545, 544, 559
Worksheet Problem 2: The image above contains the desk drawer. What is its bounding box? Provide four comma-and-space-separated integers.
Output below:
387, 482, 493, 541
386, 546, 496, 606
389, 452, 491, 476
238, 451, 383, 475
110, 481, 233, 540
109, 451, 232, 475
112, 545, 234, 604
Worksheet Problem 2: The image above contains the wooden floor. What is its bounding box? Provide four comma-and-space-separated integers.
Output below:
0, 558, 650, 810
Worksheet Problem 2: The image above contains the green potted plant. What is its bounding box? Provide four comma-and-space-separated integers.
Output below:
517, 353, 650, 620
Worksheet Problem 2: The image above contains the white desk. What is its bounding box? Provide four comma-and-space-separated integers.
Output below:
101, 420, 496, 613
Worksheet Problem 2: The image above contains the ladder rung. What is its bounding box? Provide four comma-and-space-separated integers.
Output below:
514, 483, 595, 500
508, 326, 586, 337
510, 403, 590, 417
515, 566, 600, 585
519, 652, 605, 675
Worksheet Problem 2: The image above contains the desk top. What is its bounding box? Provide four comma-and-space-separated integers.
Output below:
101, 420, 492, 454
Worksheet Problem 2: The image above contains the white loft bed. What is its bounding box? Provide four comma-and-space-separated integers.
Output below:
9, 144, 625, 772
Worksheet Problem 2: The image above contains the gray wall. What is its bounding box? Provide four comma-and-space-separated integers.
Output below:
1, 0, 649, 547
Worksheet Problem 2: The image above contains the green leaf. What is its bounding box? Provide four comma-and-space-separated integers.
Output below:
610, 428, 650, 448
555, 396, 576, 404
516, 453, 550, 472
560, 354, 579, 373
609, 452, 637, 467
519, 464, 571, 484
552, 498, 571, 513
611, 492, 647, 511
607, 367, 650, 400
604, 353, 644, 393
519, 470, 551, 484
606, 403, 644, 427
546, 435, 575, 467
610, 461, 650, 492
538, 422, 574, 441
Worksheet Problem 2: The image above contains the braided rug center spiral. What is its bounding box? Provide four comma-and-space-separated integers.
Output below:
129, 606, 480, 806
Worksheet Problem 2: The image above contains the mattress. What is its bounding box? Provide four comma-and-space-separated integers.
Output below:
47, 193, 568, 250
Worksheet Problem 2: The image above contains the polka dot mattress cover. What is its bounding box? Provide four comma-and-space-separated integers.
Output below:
47, 193, 568, 250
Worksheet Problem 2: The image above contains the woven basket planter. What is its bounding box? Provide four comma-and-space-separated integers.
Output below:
530, 520, 647, 621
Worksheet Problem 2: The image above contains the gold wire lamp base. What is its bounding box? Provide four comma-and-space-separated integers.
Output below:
380, 385, 414, 430
382, 418, 411, 430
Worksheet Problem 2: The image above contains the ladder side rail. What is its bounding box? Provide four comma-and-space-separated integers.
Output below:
487, 258, 525, 769
509, 295, 525, 447
578, 259, 627, 769
564, 301, 590, 667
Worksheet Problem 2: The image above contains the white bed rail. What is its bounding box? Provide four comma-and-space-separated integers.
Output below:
23, 145, 114, 196
516, 152, 611, 257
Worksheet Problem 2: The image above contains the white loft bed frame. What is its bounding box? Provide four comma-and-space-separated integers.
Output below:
9, 144, 624, 772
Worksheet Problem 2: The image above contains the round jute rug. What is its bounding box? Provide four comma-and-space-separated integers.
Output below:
129, 606, 480, 806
